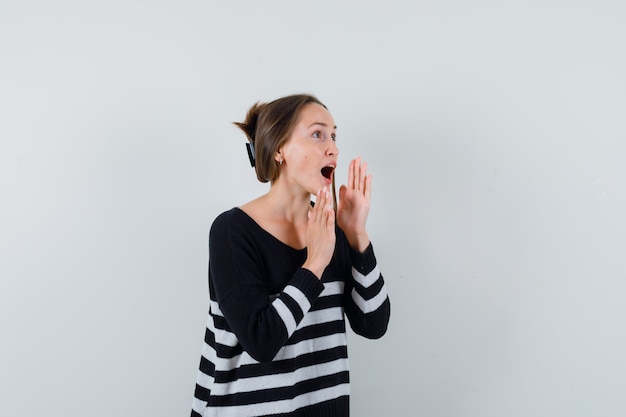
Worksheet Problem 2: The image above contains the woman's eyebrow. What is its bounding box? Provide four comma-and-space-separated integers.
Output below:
307, 122, 337, 129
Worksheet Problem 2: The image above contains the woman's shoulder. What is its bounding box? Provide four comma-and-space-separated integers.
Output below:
212, 206, 252, 228
209, 207, 269, 253
237, 195, 266, 221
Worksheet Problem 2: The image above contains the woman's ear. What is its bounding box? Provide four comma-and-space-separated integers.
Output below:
275, 148, 284, 165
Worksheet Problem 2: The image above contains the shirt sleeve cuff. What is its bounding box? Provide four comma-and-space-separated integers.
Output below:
349, 242, 377, 275
290, 267, 325, 304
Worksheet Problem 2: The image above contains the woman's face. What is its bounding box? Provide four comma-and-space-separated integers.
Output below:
279, 103, 339, 195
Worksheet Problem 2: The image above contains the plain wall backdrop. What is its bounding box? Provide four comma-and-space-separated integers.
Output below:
1, 1, 625, 416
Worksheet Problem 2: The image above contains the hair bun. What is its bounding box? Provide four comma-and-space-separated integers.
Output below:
233, 102, 265, 143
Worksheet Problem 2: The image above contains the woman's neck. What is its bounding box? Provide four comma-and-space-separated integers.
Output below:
264, 181, 311, 223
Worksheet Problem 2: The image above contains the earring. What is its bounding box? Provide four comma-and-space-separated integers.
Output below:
279, 155, 283, 166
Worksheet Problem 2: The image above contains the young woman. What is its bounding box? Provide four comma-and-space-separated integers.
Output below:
191, 94, 390, 417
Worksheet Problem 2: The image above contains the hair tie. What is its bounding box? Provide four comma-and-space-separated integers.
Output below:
246, 142, 255, 167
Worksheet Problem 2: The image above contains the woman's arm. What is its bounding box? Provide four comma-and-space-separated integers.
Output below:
336, 157, 390, 336
343, 241, 391, 339
208, 211, 325, 363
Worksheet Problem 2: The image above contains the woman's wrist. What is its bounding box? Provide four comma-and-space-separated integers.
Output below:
347, 232, 370, 253
302, 260, 325, 280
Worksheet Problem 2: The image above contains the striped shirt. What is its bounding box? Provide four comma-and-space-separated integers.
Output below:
191, 208, 390, 417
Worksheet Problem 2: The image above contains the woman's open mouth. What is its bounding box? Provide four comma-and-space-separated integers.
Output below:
321, 166, 335, 180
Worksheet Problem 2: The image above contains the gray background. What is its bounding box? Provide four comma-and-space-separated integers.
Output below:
1, 1, 625, 416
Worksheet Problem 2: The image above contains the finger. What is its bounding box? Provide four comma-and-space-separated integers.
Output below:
325, 204, 335, 228
308, 207, 316, 225
308, 201, 317, 222
311, 189, 323, 220
364, 173, 373, 201
326, 187, 333, 210
354, 157, 361, 190
358, 161, 368, 193
316, 188, 324, 215
318, 187, 330, 213
346, 158, 355, 190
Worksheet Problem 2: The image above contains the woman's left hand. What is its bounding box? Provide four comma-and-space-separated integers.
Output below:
337, 157, 372, 252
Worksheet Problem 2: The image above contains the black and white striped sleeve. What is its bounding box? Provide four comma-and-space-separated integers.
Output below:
344, 243, 391, 339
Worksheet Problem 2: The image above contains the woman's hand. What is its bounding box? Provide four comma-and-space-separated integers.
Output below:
337, 157, 371, 252
302, 187, 336, 279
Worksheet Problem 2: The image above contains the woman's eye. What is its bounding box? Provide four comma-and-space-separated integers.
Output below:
312, 131, 335, 141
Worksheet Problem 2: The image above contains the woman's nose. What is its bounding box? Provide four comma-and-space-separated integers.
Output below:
327, 140, 339, 156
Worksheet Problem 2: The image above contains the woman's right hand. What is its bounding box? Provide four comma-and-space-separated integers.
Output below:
302, 187, 336, 279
